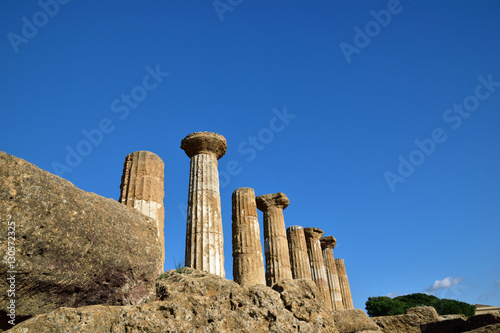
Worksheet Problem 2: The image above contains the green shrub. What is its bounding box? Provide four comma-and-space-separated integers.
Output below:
366, 293, 475, 317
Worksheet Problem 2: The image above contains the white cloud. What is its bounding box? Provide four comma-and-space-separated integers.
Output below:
385, 292, 399, 298
426, 277, 463, 291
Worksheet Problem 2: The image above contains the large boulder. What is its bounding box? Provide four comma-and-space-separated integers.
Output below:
332, 309, 382, 333
8, 268, 340, 333
421, 313, 500, 333
373, 306, 500, 333
373, 306, 440, 333
271, 278, 335, 323
464, 323, 500, 333
0, 151, 163, 329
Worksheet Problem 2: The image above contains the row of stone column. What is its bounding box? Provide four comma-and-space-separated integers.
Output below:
233, 187, 354, 311
116, 131, 354, 311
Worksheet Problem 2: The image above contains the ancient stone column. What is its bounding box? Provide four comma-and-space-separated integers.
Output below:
320, 236, 344, 311
256, 192, 292, 286
119, 150, 165, 267
181, 132, 227, 277
304, 227, 333, 310
286, 226, 312, 280
232, 187, 266, 287
335, 258, 354, 310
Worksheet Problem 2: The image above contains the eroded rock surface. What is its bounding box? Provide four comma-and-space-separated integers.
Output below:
373, 306, 440, 333
420, 312, 500, 333
8, 268, 343, 333
0, 151, 163, 328
332, 309, 382, 333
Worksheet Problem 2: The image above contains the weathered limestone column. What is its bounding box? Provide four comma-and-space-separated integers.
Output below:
335, 258, 354, 310
286, 226, 312, 280
304, 227, 333, 310
256, 192, 292, 286
232, 187, 266, 287
181, 132, 227, 277
119, 151, 165, 267
320, 236, 344, 311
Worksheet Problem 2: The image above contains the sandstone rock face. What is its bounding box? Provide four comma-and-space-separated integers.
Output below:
464, 323, 500, 333
0, 151, 163, 328
181, 132, 226, 277
406, 305, 441, 322
373, 306, 440, 333
332, 309, 382, 333
9, 268, 344, 333
373, 307, 500, 333
119, 150, 165, 268
420, 312, 500, 333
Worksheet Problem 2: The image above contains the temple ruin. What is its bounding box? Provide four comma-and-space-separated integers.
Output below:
256, 192, 293, 286
119, 150, 165, 267
232, 187, 266, 287
181, 131, 227, 277
304, 227, 333, 310
321, 236, 344, 311
286, 225, 312, 280
335, 258, 354, 310
118, 132, 356, 310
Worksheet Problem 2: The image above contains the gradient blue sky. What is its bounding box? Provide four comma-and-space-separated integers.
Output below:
1, 1, 499, 311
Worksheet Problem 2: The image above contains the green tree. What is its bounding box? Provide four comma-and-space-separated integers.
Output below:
365, 296, 405, 317
432, 298, 475, 317
365, 293, 475, 317
394, 293, 439, 310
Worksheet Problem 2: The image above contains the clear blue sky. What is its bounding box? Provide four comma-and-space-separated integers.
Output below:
1, 1, 499, 311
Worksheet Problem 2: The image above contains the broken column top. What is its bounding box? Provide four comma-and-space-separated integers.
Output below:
127, 150, 162, 159
304, 227, 324, 240
180, 131, 227, 159
256, 192, 289, 211
233, 187, 254, 195
320, 236, 337, 250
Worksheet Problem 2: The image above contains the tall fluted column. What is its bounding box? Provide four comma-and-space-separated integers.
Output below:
320, 236, 344, 311
119, 151, 165, 268
286, 226, 312, 280
304, 227, 333, 310
181, 132, 227, 277
256, 192, 292, 286
335, 258, 354, 310
232, 187, 265, 287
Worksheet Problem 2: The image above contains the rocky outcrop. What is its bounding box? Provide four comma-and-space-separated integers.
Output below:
465, 323, 500, 333
8, 268, 340, 332
332, 309, 382, 333
373, 306, 500, 333
420, 312, 500, 333
373, 306, 440, 333
0, 151, 163, 328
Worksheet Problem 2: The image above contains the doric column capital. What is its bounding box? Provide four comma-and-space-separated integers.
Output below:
320, 236, 337, 250
180, 132, 227, 159
304, 227, 324, 240
182, 131, 225, 277
256, 192, 289, 211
